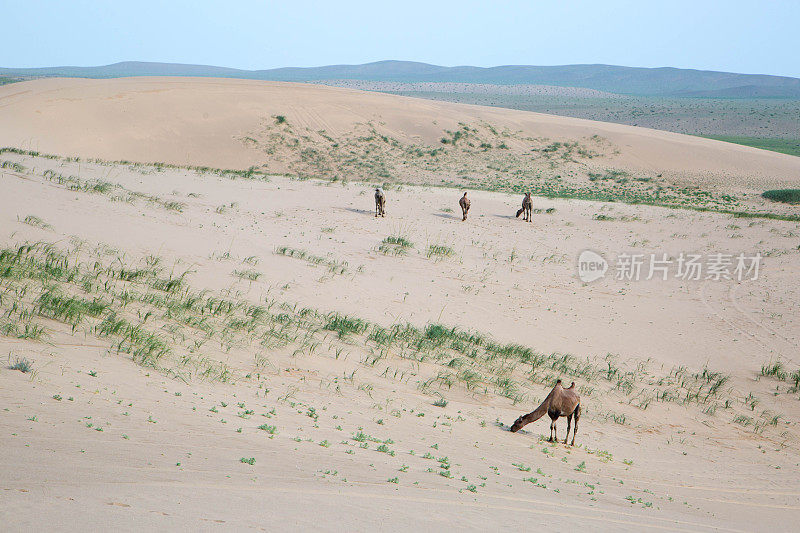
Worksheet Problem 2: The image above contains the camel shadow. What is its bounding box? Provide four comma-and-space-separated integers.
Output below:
342, 207, 373, 215
494, 420, 518, 432
493, 214, 517, 220
433, 212, 458, 220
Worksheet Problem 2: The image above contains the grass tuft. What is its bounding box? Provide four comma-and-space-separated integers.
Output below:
426, 244, 455, 260
8, 357, 33, 373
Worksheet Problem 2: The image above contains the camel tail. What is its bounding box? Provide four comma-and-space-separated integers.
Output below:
515, 208, 524, 218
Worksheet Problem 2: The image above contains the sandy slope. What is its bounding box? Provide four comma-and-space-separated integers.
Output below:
1, 153, 799, 531
1, 77, 799, 190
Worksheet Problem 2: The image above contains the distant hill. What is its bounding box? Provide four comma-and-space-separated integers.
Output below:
2, 60, 799, 98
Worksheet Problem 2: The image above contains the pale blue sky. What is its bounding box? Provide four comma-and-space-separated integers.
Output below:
3, 0, 799, 77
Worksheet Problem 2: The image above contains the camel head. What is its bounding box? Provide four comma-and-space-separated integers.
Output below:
509, 416, 524, 433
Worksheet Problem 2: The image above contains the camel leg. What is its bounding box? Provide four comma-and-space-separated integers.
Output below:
550, 418, 558, 443
565, 412, 572, 443
571, 405, 580, 446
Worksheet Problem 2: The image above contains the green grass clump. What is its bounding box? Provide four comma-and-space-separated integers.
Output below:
163, 200, 185, 212
240, 457, 256, 465
433, 397, 448, 407
378, 235, 414, 256
23, 215, 53, 230
275, 246, 348, 274
762, 189, 800, 205
232, 269, 262, 281
426, 244, 455, 260
761, 361, 787, 380
8, 357, 34, 373
34, 287, 108, 331
593, 214, 615, 221
0, 160, 25, 172
324, 313, 367, 337
376, 443, 395, 456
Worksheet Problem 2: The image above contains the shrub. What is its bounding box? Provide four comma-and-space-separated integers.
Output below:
762, 189, 800, 204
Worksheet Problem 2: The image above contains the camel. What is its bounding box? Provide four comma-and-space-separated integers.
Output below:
515, 192, 532, 222
374, 187, 386, 217
509, 379, 581, 445
459, 192, 470, 221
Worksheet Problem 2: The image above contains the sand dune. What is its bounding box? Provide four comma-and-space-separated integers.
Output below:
1, 77, 799, 190
1, 78, 800, 531
1, 151, 799, 530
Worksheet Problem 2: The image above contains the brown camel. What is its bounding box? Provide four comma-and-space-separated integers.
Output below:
515, 192, 532, 222
374, 187, 386, 217
459, 192, 470, 221
509, 379, 581, 445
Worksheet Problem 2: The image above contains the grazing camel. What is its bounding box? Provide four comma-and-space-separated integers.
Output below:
509, 380, 581, 445
459, 192, 470, 221
374, 187, 386, 217
515, 192, 532, 222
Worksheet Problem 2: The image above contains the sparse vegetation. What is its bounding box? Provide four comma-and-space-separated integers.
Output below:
275, 246, 348, 274
23, 215, 53, 230
426, 244, 454, 260
378, 235, 414, 256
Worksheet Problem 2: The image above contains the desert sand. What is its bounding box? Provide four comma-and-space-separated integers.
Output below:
2, 77, 800, 188
1, 78, 799, 531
